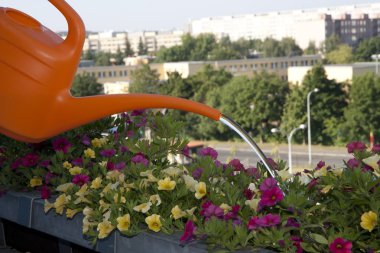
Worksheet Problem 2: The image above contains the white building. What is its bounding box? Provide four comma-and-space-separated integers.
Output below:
190, 3, 380, 49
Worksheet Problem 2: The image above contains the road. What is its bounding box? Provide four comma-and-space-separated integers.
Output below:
202, 142, 352, 170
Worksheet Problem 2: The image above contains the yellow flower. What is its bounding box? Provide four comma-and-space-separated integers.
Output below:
321, 185, 333, 194
185, 207, 197, 217
30, 177, 42, 187
63, 161, 72, 169
66, 208, 80, 219
56, 183, 74, 193
83, 207, 94, 216
54, 194, 68, 215
363, 154, 380, 171
277, 170, 291, 181
145, 214, 162, 232
149, 194, 161, 206
171, 205, 186, 220
84, 148, 95, 158
116, 214, 131, 232
183, 175, 198, 192
97, 220, 114, 239
91, 177, 102, 189
157, 177, 176, 191
106, 170, 121, 181
220, 203, 232, 214
69, 166, 82, 175
332, 168, 343, 177
99, 199, 111, 212
245, 198, 260, 211
314, 166, 327, 177
44, 200, 54, 213
133, 202, 152, 213
74, 184, 90, 204
360, 211, 378, 232
195, 182, 207, 199
113, 193, 126, 204
140, 170, 158, 182
91, 137, 107, 148
83, 217, 91, 233
162, 167, 183, 177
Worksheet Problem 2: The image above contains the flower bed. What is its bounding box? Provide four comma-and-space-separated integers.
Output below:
0, 110, 379, 252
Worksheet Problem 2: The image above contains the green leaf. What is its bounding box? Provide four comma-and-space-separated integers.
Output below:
309, 233, 328, 245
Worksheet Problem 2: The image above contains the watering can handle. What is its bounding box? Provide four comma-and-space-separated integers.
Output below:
48, 0, 85, 50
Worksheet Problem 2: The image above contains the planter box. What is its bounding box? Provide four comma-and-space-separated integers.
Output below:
0, 191, 273, 253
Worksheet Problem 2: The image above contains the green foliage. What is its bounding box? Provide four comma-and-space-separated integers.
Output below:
129, 64, 160, 94
138, 37, 148, 55
304, 41, 318, 55
323, 34, 342, 54
124, 37, 134, 57
70, 73, 104, 97
94, 51, 112, 66
325, 44, 353, 64
113, 46, 125, 65
354, 37, 380, 62
341, 73, 380, 142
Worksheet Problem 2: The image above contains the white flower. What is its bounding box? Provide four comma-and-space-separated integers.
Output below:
183, 175, 198, 192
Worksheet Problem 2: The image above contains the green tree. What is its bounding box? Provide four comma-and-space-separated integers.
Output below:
113, 46, 125, 65
354, 37, 380, 61
279, 37, 303, 57
261, 38, 283, 57
220, 73, 289, 142
341, 73, 380, 142
124, 37, 134, 57
325, 44, 353, 64
71, 73, 104, 97
282, 64, 347, 145
129, 64, 160, 94
323, 34, 341, 53
82, 49, 95, 60
304, 41, 318, 55
94, 52, 112, 66
138, 37, 148, 55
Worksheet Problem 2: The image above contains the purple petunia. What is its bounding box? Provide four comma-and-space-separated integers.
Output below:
40, 186, 51, 199
199, 147, 218, 160
21, 153, 39, 167
346, 141, 367, 154
131, 154, 149, 166
192, 167, 204, 179
71, 158, 83, 166
315, 160, 325, 170
106, 161, 126, 171
130, 109, 145, 116
182, 145, 190, 158
259, 186, 284, 207
120, 146, 129, 154
372, 144, 380, 153
259, 177, 279, 192
256, 214, 281, 227
247, 216, 260, 230
72, 174, 90, 186
179, 220, 197, 244
329, 238, 352, 253
52, 137, 72, 154
245, 166, 260, 179
347, 158, 360, 169
81, 135, 91, 146
99, 149, 116, 158
291, 236, 303, 253
286, 218, 300, 228
200, 201, 224, 219
228, 159, 245, 171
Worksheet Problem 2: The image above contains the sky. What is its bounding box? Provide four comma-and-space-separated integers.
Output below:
2, 0, 380, 32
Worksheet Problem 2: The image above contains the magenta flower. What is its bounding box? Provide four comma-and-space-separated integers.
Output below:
21, 153, 39, 167
329, 238, 352, 253
307, 178, 319, 189
228, 159, 245, 171
130, 109, 145, 116
40, 186, 51, 199
39, 160, 51, 168
136, 117, 147, 127
131, 154, 149, 166
256, 214, 281, 227
372, 144, 380, 153
45, 172, 54, 184
72, 174, 90, 186
286, 218, 300, 228
179, 220, 196, 245
52, 137, 72, 154
315, 160, 325, 170
259, 186, 284, 207
81, 135, 91, 146
346, 141, 367, 153
243, 188, 254, 200
245, 166, 260, 179
291, 236, 303, 253
71, 158, 83, 166
224, 205, 240, 220
200, 201, 224, 219
182, 145, 190, 157
120, 146, 129, 154
192, 167, 204, 179
106, 161, 126, 171
347, 158, 360, 169
100, 149, 116, 157
259, 177, 279, 191
199, 147, 218, 160
247, 216, 260, 230
11, 158, 22, 170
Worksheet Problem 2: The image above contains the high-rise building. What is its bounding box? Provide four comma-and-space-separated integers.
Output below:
189, 3, 380, 48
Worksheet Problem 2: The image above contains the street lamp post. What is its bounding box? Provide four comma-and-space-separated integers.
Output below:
307, 88, 319, 166
371, 54, 380, 75
288, 124, 306, 174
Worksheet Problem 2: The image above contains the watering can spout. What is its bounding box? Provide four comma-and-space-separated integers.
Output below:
48, 0, 85, 55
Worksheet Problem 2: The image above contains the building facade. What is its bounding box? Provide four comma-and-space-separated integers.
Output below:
189, 3, 380, 48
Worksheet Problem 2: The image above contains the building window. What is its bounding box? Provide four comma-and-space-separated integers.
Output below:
124, 70, 128, 76
109, 71, 113, 77
119, 71, 123, 76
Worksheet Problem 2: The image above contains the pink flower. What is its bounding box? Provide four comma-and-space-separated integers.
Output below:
45, 172, 54, 184
52, 137, 72, 154
39, 160, 51, 168
11, 158, 22, 170
291, 236, 303, 253
72, 174, 90, 186
245, 166, 260, 179
40, 186, 51, 199
259, 177, 279, 191
130, 109, 145, 116
199, 147, 218, 160
100, 149, 116, 157
347, 158, 360, 169
247, 216, 260, 230
120, 146, 129, 154
71, 158, 83, 166
179, 220, 196, 244
372, 144, 380, 153
256, 214, 281, 227
315, 161, 325, 170
131, 154, 149, 166
21, 153, 39, 167
259, 186, 284, 207
228, 159, 245, 171
346, 141, 367, 153
182, 145, 190, 157
243, 188, 254, 200
200, 201, 224, 219
307, 178, 319, 189
106, 161, 125, 171
286, 218, 300, 228
329, 238, 352, 253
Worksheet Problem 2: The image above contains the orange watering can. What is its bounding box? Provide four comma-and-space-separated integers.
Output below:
0, 0, 279, 180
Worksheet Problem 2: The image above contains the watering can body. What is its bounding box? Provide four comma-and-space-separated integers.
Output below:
0, 0, 220, 143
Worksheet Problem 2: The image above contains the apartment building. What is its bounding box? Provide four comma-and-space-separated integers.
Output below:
76, 55, 322, 85
83, 30, 184, 55
189, 3, 380, 48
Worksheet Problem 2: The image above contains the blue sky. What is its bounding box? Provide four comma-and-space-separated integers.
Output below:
2, 0, 380, 32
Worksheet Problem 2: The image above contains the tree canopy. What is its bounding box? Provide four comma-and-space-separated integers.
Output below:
71, 73, 104, 97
